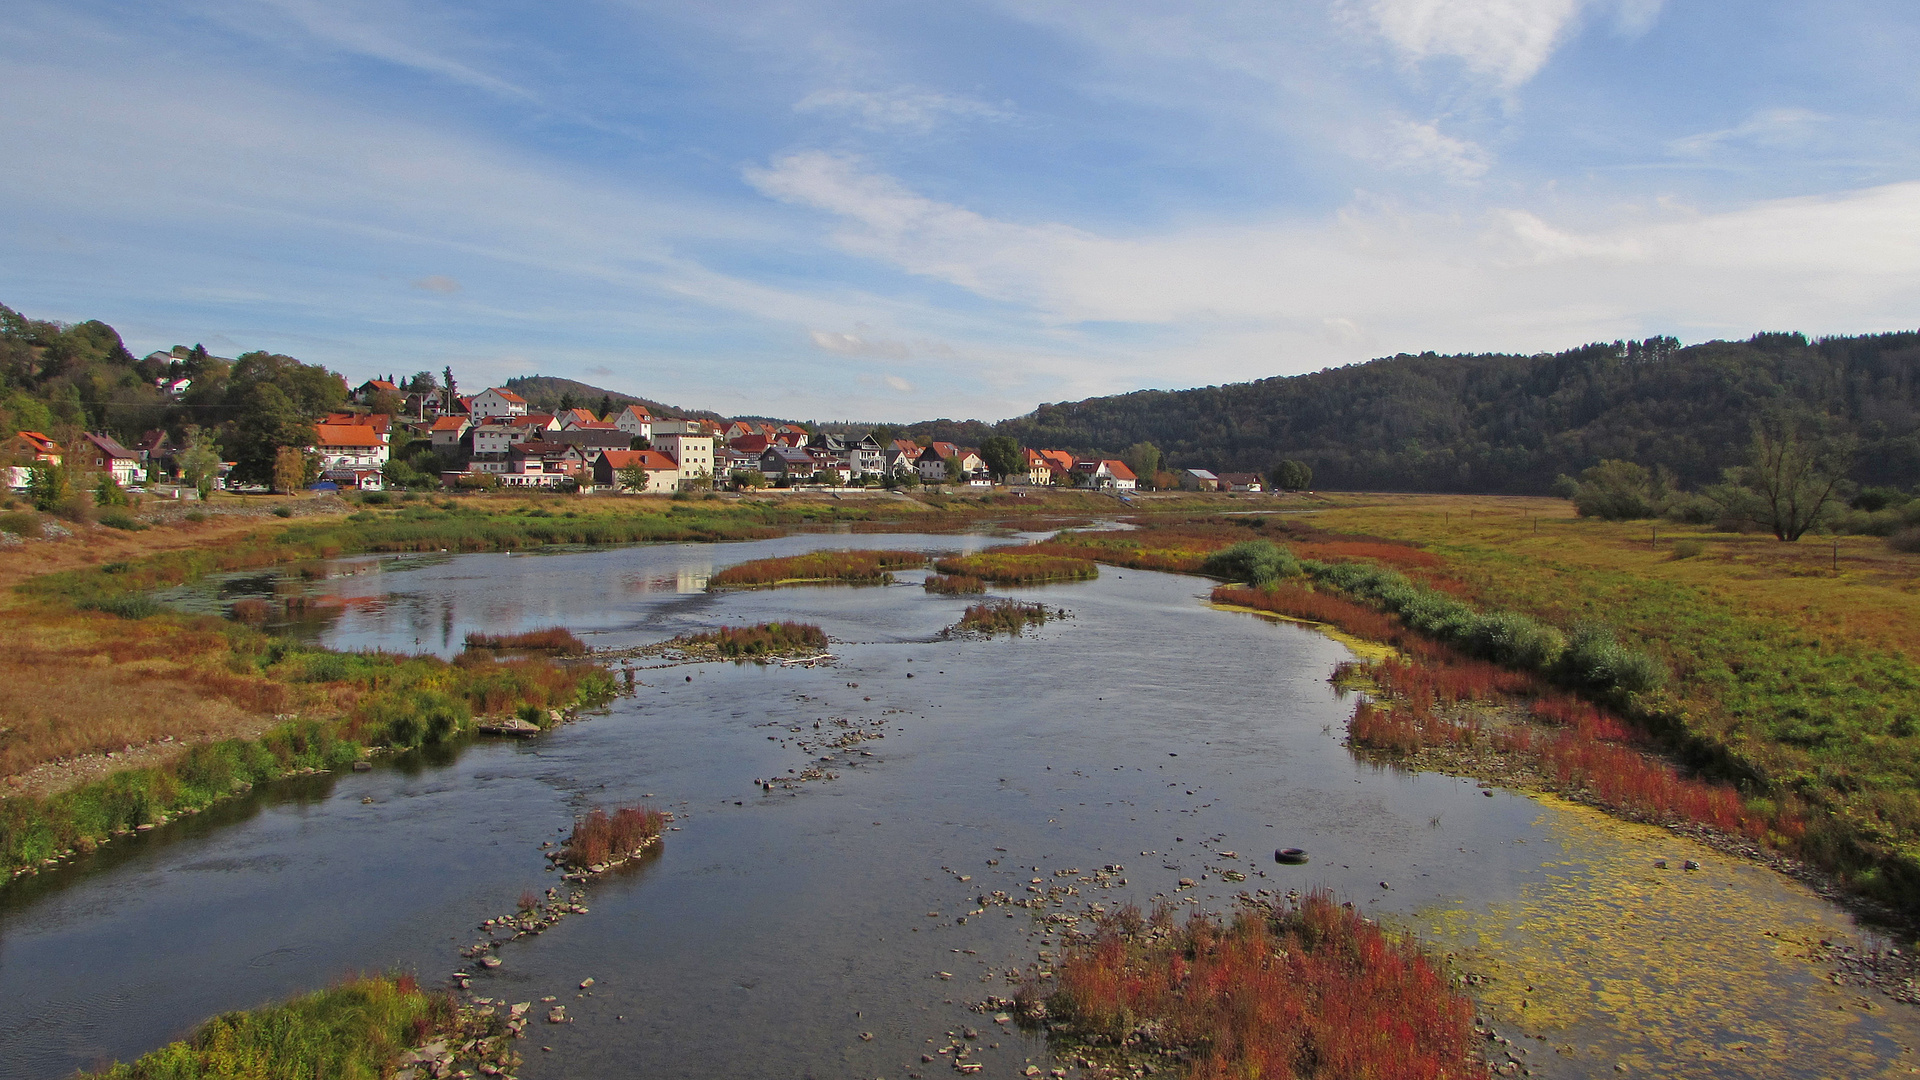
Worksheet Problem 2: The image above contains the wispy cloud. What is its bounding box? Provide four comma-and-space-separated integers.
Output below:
201, 0, 537, 101
795, 87, 1014, 133
1667, 107, 1829, 158
412, 275, 462, 294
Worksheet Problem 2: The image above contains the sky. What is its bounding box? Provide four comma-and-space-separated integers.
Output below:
2, 1, 1918, 422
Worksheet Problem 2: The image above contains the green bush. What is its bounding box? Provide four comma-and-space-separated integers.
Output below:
1201, 540, 1300, 585
0, 510, 41, 538
1556, 622, 1666, 696
358, 688, 469, 748
98, 510, 149, 531
271, 505, 293, 518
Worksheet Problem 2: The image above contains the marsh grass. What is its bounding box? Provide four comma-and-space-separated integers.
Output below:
955, 600, 1054, 635
1049, 892, 1478, 1080
463, 627, 587, 654
922, 573, 985, 594
932, 551, 1097, 584
708, 549, 925, 588
84, 973, 450, 1080
671, 622, 827, 658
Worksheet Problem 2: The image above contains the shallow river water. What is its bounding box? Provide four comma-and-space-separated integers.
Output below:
2, 532, 1914, 1078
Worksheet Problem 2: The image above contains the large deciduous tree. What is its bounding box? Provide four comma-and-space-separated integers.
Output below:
1709, 413, 1855, 541
978, 435, 1022, 481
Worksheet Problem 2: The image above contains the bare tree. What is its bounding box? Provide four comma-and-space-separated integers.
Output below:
1712, 413, 1854, 541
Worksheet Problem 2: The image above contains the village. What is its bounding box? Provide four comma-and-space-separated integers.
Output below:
7, 371, 1274, 498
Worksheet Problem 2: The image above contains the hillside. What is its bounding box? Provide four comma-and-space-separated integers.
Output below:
966, 332, 1920, 493
501, 376, 736, 423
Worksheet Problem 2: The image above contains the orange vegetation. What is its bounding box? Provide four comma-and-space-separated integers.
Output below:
1051, 893, 1480, 1080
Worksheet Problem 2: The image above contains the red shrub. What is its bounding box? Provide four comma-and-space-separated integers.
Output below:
561, 805, 668, 868
1053, 891, 1480, 1080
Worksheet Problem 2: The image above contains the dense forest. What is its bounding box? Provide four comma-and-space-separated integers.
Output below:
922, 333, 1920, 493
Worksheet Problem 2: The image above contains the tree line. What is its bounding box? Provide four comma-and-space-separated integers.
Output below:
919, 332, 1920, 495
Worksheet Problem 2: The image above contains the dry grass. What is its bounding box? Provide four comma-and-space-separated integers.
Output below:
561, 805, 668, 868
0, 605, 323, 784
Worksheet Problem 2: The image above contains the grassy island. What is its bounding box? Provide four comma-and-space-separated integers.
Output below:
707, 549, 926, 588
932, 551, 1097, 584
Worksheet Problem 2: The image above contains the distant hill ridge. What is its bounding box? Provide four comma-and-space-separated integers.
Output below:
940, 331, 1920, 494
499, 376, 727, 422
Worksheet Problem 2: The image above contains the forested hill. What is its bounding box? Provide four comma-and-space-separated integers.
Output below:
985, 333, 1920, 493
500, 376, 726, 423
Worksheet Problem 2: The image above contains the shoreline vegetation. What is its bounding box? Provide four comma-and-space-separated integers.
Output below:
932, 550, 1098, 584
705, 549, 927, 589
661, 621, 830, 662
953, 600, 1059, 636
81, 973, 458, 1080
1042, 891, 1480, 1080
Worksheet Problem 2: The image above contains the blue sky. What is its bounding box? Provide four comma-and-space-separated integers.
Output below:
2, 1, 1917, 422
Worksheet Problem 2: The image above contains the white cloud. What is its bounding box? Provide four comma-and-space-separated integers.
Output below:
1360, 0, 1584, 87
1354, 117, 1493, 181
809, 327, 910, 359
883, 375, 914, 392
748, 150, 1920, 374
413, 275, 462, 293
794, 87, 1013, 133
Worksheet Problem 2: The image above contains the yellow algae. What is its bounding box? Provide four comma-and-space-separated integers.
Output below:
1208, 601, 1398, 663
1421, 795, 1920, 1078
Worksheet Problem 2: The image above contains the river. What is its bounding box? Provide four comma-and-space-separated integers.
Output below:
2, 532, 1913, 1078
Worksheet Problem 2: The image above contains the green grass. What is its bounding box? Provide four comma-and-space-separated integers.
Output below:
1316, 497, 1920, 913
84, 974, 447, 1079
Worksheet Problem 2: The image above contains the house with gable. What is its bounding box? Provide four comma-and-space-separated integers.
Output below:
469, 387, 529, 419
83, 433, 143, 486
1181, 468, 1221, 492
353, 379, 400, 406
613, 404, 653, 442
1216, 472, 1265, 492
556, 408, 598, 430
1071, 459, 1137, 490
313, 419, 390, 472
9, 430, 62, 466
430, 414, 472, 452
593, 448, 680, 493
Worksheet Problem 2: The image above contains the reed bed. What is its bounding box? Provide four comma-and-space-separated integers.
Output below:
932, 551, 1097, 584
707, 550, 926, 589
1049, 892, 1479, 1080
671, 622, 828, 657
561, 804, 668, 869
956, 600, 1054, 635
84, 973, 451, 1080
462, 626, 587, 654
923, 573, 986, 595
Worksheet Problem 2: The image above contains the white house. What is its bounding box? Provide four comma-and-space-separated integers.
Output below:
655, 433, 714, 488
1072, 459, 1137, 490
613, 405, 653, 442
470, 387, 529, 419
470, 419, 534, 457
429, 414, 471, 450
313, 422, 390, 471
